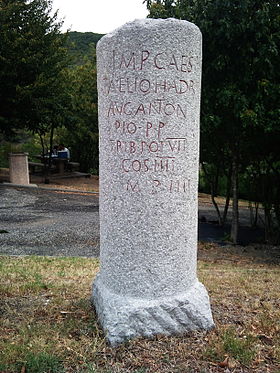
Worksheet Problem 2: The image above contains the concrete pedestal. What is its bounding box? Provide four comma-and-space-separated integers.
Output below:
9, 153, 30, 185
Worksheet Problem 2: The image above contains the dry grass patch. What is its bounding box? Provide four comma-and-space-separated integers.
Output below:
0, 253, 279, 373
30, 175, 100, 193
198, 193, 251, 208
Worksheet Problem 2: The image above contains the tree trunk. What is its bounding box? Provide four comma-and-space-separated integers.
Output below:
230, 158, 239, 244
222, 167, 232, 225
39, 133, 45, 156
249, 201, 259, 228
201, 162, 222, 225
44, 124, 55, 184
264, 206, 272, 244
39, 133, 49, 183
210, 192, 222, 225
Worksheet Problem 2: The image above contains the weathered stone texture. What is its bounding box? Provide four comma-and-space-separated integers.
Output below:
9, 153, 30, 185
92, 18, 214, 345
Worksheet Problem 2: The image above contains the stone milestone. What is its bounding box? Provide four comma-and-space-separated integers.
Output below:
92, 18, 214, 346
9, 152, 30, 185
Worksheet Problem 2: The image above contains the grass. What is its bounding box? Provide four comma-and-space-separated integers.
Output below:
0, 249, 279, 373
23, 351, 64, 373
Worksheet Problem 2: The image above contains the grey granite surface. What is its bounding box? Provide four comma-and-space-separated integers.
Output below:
93, 18, 214, 345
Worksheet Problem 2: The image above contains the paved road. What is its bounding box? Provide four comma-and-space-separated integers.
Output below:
0, 185, 264, 257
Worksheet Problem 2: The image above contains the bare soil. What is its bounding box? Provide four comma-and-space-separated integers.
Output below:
0, 169, 99, 192
31, 173, 100, 192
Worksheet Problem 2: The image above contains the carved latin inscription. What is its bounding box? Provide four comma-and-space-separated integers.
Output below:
112, 50, 196, 72
102, 49, 198, 195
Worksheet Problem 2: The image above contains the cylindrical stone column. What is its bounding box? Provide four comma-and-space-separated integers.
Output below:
9, 152, 30, 185
93, 18, 214, 345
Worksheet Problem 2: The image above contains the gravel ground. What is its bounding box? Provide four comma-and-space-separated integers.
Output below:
0, 184, 265, 257
0, 185, 100, 257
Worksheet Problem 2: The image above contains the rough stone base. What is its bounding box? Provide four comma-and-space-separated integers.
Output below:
92, 275, 214, 346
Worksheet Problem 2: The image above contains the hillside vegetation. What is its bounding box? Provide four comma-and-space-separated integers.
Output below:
67, 31, 104, 65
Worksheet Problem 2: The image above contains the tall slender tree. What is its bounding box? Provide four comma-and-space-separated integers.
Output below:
0, 0, 70, 140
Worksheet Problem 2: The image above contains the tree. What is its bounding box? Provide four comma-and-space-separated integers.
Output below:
60, 47, 99, 173
146, 0, 280, 244
67, 31, 103, 66
0, 0, 70, 142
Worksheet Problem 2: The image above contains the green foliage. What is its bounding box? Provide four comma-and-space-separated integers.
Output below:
0, 134, 42, 167
0, 141, 11, 168
204, 328, 257, 366
21, 136, 43, 161
0, 352, 64, 373
146, 0, 280, 240
0, 1, 101, 173
59, 48, 99, 172
222, 329, 256, 365
24, 351, 65, 373
67, 31, 104, 66
0, 0, 71, 143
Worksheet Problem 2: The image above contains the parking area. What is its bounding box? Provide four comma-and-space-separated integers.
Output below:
0, 184, 266, 257
0, 186, 100, 257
